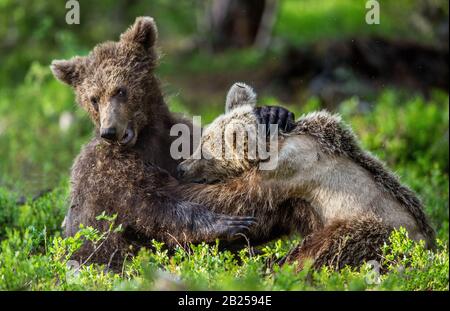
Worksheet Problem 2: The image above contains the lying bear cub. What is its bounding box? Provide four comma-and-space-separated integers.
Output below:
178, 83, 435, 270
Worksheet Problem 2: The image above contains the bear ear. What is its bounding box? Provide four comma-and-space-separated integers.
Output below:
225, 82, 257, 113
50, 57, 84, 86
120, 16, 158, 49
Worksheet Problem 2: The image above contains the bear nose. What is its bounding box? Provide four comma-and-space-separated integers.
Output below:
176, 165, 186, 179
100, 127, 117, 141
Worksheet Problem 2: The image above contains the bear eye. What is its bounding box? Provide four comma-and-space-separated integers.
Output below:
116, 87, 127, 98
90, 96, 99, 111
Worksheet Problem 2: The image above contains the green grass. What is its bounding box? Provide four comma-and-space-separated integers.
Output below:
0, 190, 448, 290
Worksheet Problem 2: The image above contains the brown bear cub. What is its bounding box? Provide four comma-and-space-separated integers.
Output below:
178, 83, 435, 270
51, 17, 294, 269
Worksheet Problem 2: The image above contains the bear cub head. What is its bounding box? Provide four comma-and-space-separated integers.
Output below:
51, 17, 159, 147
178, 82, 280, 183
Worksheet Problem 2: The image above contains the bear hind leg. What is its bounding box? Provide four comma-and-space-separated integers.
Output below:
283, 216, 391, 271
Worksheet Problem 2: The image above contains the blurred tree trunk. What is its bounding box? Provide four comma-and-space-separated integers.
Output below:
202, 0, 278, 52
254, 0, 279, 50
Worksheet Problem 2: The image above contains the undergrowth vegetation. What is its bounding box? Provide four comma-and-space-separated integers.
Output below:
0, 63, 448, 290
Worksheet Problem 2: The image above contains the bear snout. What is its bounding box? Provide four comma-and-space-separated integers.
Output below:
177, 160, 206, 183
100, 127, 118, 141
176, 164, 186, 179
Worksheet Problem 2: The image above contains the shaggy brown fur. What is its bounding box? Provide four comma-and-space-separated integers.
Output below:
281, 216, 391, 270
52, 17, 259, 268
180, 171, 323, 246
181, 170, 393, 270
289, 112, 436, 247
51, 18, 295, 269
178, 83, 435, 270
180, 168, 395, 270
